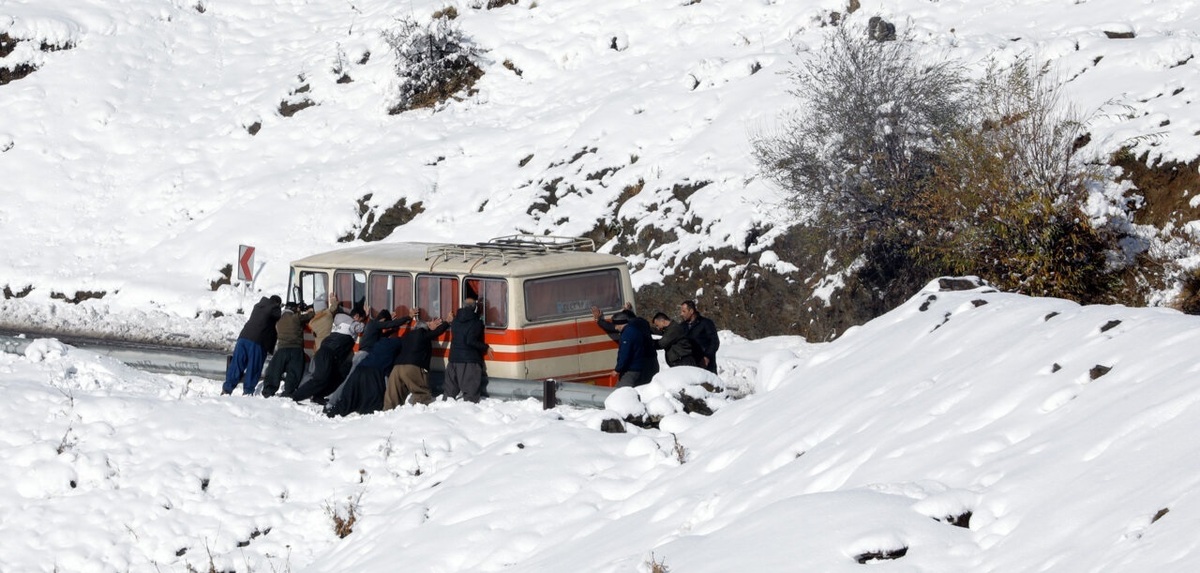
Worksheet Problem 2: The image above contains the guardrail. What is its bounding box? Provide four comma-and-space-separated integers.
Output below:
0, 333, 612, 409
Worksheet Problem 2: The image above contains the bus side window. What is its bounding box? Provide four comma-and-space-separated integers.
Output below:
369, 273, 413, 317
416, 275, 459, 323
335, 270, 367, 313
466, 277, 508, 329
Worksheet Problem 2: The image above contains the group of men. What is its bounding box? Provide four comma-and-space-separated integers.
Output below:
591, 299, 719, 388
222, 292, 719, 411
221, 293, 491, 416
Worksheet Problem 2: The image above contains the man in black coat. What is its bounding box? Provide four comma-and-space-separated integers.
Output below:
324, 335, 407, 417
340, 308, 412, 383
385, 317, 450, 408
680, 299, 719, 374
444, 297, 489, 402
222, 295, 282, 395
652, 312, 698, 368
290, 312, 359, 404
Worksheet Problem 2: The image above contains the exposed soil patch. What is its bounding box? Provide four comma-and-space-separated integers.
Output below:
585, 179, 644, 247
855, 546, 908, 564
0, 33, 18, 58
0, 33, 75, 86
3, 284, 33, 299
210, 264, 232, 291
50, 290, 107, 304
339, 195, 426, 242
279, 82, 316, 117
1114, 151, 1200, 228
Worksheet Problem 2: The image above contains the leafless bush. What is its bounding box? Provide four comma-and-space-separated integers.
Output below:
753, 23, 968, 240
754, 20, 1125, 307
384, 15, 484, 114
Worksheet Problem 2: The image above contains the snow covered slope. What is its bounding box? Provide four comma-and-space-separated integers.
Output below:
1, 0, 1198, 327
3, 281, 1200, 571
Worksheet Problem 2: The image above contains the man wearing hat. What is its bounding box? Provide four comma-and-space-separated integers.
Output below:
593, 305, 659, 387
262, 301, 315, 398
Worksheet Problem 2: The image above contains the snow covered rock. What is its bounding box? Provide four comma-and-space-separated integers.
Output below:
602, 366, 733, 429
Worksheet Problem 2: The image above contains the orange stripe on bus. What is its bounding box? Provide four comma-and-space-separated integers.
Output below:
428, 341, 615, 362
357, 322, 612, 346
482, 321, 612, 345
491, 342, 616, 361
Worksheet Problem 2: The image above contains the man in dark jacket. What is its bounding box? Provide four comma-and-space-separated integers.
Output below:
385, 317, 450, 408
652, 312, 698, 368
355, 309, 412, 357
262, 302, 314, 398
680, 299, 719, 374
324, 335, 406, 417
341, 308, 412, 383
444, 297, 489, 402
290, 312, 360, 404
223, 295, 282, 395
610, 310, 659, 387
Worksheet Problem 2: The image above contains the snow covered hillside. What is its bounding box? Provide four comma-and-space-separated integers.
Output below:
2, 0, 1199, 340
4, 280, 1200, 572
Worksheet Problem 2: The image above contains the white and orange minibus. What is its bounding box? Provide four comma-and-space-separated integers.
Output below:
286, 235, 633, 393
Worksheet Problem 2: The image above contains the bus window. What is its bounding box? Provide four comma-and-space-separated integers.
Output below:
524, 269, 623, 322
416, 275, 459, 323
293, 270, 328, 307
334, 270, 367, 314
369, 273, 413, 317
466, 277, 508, 329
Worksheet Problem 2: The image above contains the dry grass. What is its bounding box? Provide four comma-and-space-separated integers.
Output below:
325, 493, 363, 539
647, 552, 670, 573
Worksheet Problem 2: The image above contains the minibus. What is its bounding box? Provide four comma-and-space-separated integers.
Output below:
287, 235, 634, 389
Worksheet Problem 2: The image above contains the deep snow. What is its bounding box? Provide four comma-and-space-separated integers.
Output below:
4, 280, 1200, 572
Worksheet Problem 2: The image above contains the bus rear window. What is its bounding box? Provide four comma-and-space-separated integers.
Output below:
524, 269, 623, 322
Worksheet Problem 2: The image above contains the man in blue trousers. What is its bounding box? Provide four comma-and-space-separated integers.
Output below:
223, 295, 282, 395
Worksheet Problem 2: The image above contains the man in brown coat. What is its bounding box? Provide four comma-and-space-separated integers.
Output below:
384, 315, 450, 409
308, 294, 338, 354
263, 302, 314, 398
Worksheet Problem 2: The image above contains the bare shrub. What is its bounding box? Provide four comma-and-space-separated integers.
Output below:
384, 16, 484, 114
754, 23, 968, 239
752, 22, 969, 303
754, 21, 1126, 310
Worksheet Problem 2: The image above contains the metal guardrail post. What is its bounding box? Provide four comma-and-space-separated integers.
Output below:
542, 379, 557, 409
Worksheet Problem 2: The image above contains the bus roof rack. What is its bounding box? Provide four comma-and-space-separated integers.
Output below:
426, 235, 596, 267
